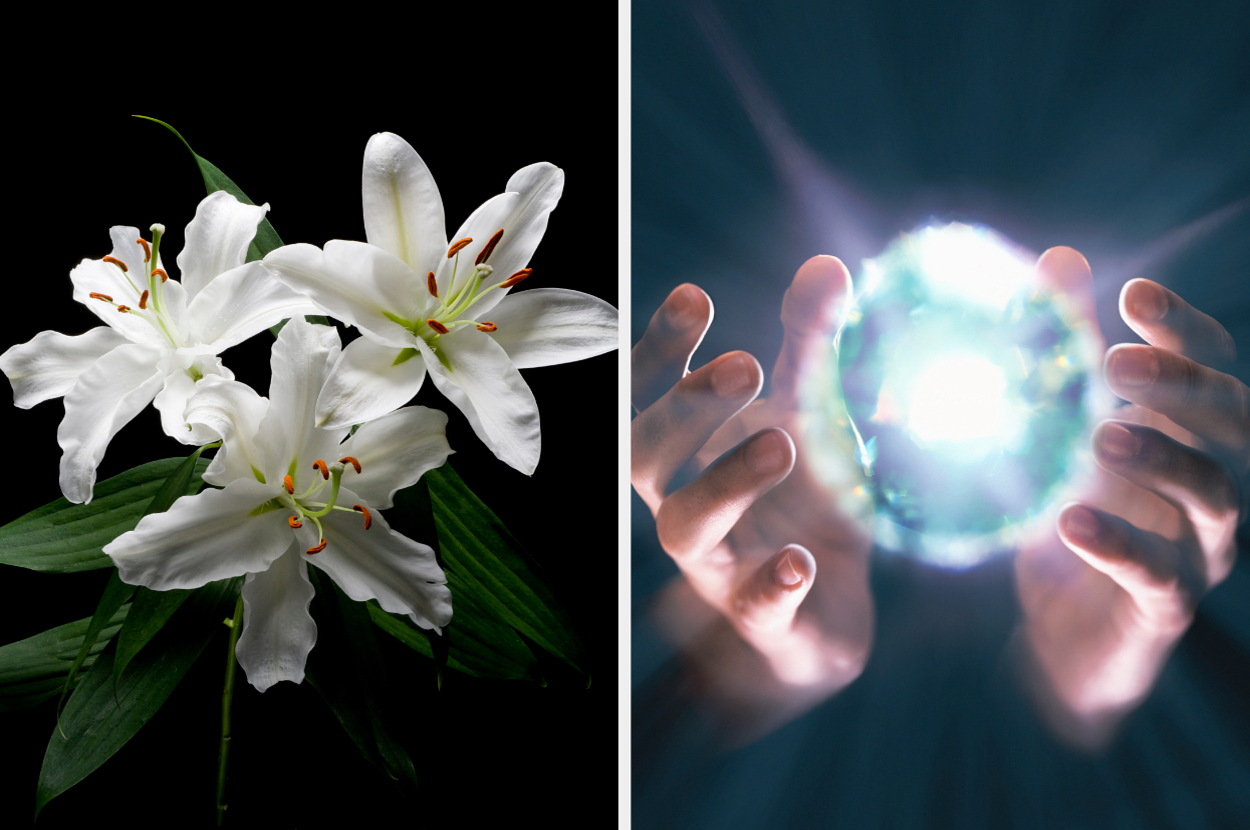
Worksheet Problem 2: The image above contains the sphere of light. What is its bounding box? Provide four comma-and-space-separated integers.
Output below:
799, 222, 1100, 567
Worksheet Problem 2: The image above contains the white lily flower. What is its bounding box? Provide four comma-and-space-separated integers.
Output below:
0, 191, 321, 503
262, 132, 618, 475
103, 316, 453, 692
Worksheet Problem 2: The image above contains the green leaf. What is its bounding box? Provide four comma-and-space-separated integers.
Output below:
112, 586, 192, 691
35, 576, 241, 818
0, 457, 210, 573
305, 566, 419, 795
420, 464, 586, 677
59, 446, 210, 726
135, 115, 331, 334
0, 605, 130, 713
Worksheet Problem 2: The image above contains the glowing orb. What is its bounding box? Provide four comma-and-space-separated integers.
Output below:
800, 223, 1100, 567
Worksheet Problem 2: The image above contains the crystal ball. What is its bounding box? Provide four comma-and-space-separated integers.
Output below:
800, 223, 1100, 567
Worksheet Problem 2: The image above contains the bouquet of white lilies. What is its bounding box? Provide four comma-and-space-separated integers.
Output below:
0, 120, 617, 825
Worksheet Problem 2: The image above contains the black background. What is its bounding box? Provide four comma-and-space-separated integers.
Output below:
0, 27, 618, 829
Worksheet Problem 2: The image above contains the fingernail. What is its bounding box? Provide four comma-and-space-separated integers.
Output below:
1126, 280, 1167, 322
775, 551, 804, 586
746, 430, 789, 475
1098, 422, 1141, 461
711, 353, 757, 398
1062, 505, 1100, 542
1110, 347, 1159, 387
665, 284, 703, 330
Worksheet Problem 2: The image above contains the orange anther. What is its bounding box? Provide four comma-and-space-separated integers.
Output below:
306, 538, 327, 554
447, 237, 473, 258
475, 228, 504, 265
283, 475, 294, 494
102, 255, 128, 272
500, 268, 532, 289
288, 516, 303, 528
475, 321, 497, 332
426, 319, 450, 335
353, 504, 372, 530
136, 237, 151, 262
117, 305, 131, 313
89, 292, 114, 303
312, 459, 329, 480
138, 289, 149, 310
152, 268, 168, 283
339, 456, 361, 474
427, 270, 438, 298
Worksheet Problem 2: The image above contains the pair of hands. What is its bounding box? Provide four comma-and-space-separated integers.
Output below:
631, 251, 1247, 747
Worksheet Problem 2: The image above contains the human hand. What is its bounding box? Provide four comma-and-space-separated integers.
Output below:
1015, 248, 1246, 749
631, 256, 875, 731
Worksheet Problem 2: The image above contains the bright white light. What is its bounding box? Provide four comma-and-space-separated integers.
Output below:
912, 223, 1033, 311
905, 353, 1017, 448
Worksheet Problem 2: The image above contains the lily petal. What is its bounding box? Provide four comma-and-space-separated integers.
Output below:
70, 256, 167, 348
264, 241, 425, 348
339, 406, 451, 509
483, 288, 619, 369
307, 485, 452, 630
234, 543, 317, 692
104, 478, 290, 590
152, 354, 234, 445
314, 335, 427, 430
256, 316, 348, 487
183, 261, 323, 353
436, 162, 564, 312
0, 327, 129, 408
184, 377, 271, 488
417, 331, 540, 475
177, 191, 269, 302
57, 343, 164, 504
362, 132, 447, 276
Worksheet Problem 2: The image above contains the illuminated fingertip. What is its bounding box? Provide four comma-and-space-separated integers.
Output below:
1060, 504, 1100, 543
774, 550, 804, 586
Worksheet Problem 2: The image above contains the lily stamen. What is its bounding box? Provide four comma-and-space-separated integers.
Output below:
427, 270, 438, 298
102, 256, 128, 272
353, 504, 372, 530
475, 228, 504, 265
137, 237, 151, 262
312, 459, 330, 480
501, 268, 532, 288
89, 292, 114, 303
447, 237, 473, 257
152, 268, 169, 283
283, 475, 295, 494
117, 305, 131, 313
288, 516, 303, 528
476, 321, 497, 332
139, 290, 149, 310
339, 456, 361, 474
427, 319, 450, 335
306, 538, 327, 554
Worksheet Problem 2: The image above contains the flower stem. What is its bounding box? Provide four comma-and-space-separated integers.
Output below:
216, 595, 244, 827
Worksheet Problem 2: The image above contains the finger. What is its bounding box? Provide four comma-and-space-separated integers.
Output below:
1091, 420, 1240, 575
1057, 503, 1203, 631
770, 256, 852, 407
1104, 343, 1250, 455
733, 545, 817, 635
1035, 246, 1099, 332
631, 350, 764, 508
631, 284, 713, 412
655, 428, 795, 565
1120, 278, 1237, 368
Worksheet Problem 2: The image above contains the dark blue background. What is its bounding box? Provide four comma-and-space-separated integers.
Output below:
632, 2, 1250, 827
